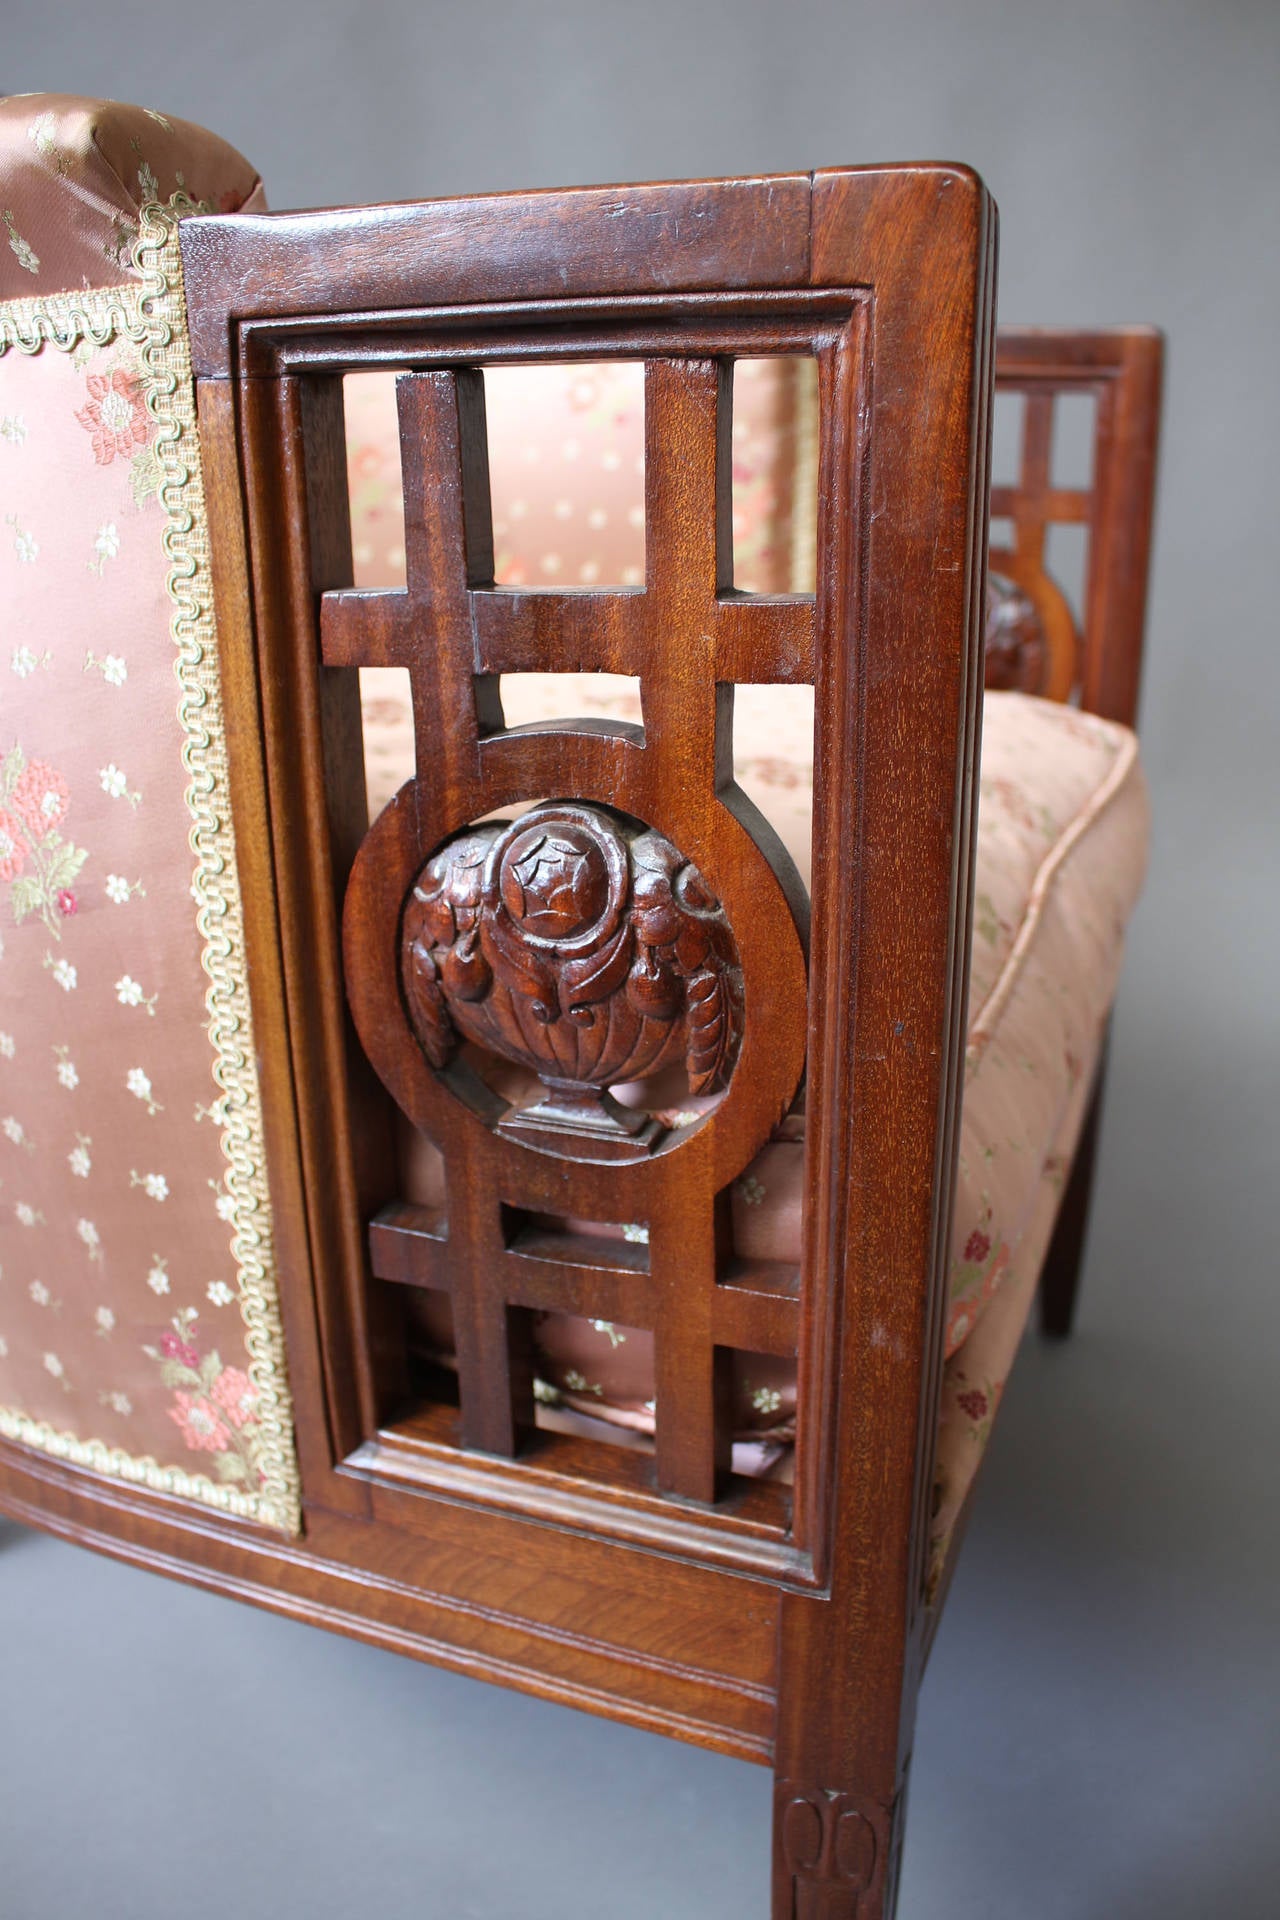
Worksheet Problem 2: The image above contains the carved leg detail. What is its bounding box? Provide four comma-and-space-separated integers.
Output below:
773, 1782, 892, 1920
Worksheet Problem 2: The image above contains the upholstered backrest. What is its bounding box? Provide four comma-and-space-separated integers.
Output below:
0, 95, 298, 1530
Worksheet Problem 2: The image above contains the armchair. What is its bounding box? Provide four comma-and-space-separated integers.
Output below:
0, 95, 1159, 1918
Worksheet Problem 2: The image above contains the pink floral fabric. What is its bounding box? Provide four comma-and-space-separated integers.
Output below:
0, 331, 268, 1488
929, 1054, 1097, 1584
75, 367, 151, 463
0, 94, 264, 299
0, 98, 282, 1511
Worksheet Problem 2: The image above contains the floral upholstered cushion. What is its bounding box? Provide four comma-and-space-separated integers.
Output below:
364, 670, 1149, 1431
0, 95, 298, 1530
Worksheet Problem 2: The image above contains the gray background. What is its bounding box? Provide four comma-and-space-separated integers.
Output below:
2, 3, 1277, 1915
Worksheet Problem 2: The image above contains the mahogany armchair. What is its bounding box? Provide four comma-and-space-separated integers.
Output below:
0, 96, 1160, 1918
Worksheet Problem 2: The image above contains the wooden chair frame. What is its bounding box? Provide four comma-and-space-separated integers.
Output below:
988, 327, 1162, 727
0, 166, 1161, 1919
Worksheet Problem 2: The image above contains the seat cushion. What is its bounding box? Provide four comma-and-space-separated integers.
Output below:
348, 357, 1150, 1592
364, 678, 1149, 1442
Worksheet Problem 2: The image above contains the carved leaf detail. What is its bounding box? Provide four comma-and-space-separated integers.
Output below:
625, 942, 682, 1021
560, 915, 634, 1022
403, 923, 456, 1069
441, 925, 490, 1002
685, 963, 739, 1095
481, 909, 561, 1022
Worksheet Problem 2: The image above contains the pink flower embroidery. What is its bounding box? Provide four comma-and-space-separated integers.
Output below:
159, 1330, 201, 1370
740, 755, 806, 791
168, 1391, 231, 1453
984, 775, 1039, 833
210, 1366, 258, 1430
963, 1228, 991, 1264
0, 808, 27, 882
75, 370, 150, 466
0, 746, 86, 935
13, 760, 69, 839
956, 1388, 989, 1422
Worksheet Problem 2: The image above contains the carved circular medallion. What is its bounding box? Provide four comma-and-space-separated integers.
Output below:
400, 801, 745, 1156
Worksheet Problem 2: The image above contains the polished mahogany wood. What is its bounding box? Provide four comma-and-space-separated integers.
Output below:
187, 164, 993, 1920
983, 329, 1162, 1351
331, 339, 813, 1502
180, 175, 815, 379
0, 168, 1160, 1919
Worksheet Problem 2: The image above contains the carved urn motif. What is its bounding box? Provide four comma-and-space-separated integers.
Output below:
401, 801, 744, 1160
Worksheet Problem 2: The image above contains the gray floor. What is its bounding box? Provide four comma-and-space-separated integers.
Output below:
5, 0, 1279, 1913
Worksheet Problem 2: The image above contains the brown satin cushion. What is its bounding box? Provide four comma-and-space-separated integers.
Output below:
0, 93, 265, 299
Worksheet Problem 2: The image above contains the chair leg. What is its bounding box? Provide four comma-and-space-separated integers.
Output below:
772, 1774, 903, 1918
1039, 1040, 1109, 1339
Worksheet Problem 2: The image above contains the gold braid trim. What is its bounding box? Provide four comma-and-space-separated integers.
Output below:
0, 280, 149, 355
0, 197, 302, 1535
0, 1407, 275, 1522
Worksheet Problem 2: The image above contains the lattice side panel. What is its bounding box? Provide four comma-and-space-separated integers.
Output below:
331, 355, 812, 1506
